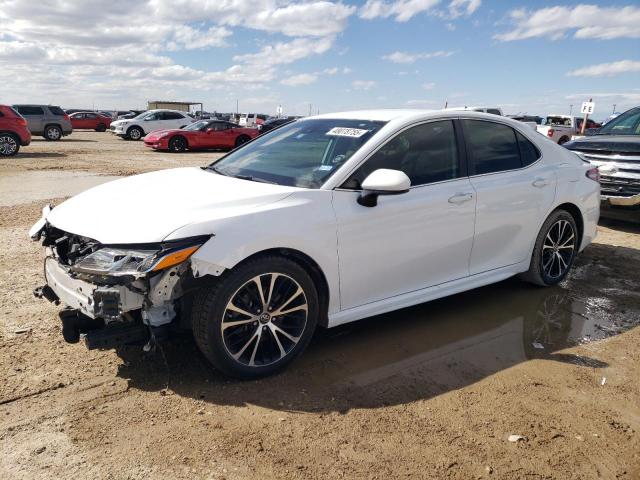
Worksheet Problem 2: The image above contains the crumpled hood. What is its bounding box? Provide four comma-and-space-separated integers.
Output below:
46, 167, 297, 244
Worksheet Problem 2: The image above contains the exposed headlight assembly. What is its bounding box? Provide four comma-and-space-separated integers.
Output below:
70, 235, 211, 278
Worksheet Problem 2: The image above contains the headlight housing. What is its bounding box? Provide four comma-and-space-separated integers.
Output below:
70, 236, 210, 278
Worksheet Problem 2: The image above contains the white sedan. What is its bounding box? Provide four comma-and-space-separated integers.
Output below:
30, 110, 600, 378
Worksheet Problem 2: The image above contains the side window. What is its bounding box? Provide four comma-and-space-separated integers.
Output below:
463, 120, 521, 175
145, 113, 160, 121
343, 120, 460, 189
164, 112, 184, 120
16, 106, 44, 115
86, 113, 97, 119
516, 131, 541, 167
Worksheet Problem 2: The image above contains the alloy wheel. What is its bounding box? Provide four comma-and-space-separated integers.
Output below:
47, 127, 61, 140
541, 219, 576, 280
129, 128, 141, 140
221, 273, 308, 367
0, 135, 17, 155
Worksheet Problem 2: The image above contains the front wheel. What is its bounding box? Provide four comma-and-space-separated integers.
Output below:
522, 210, 578, 286
168, 136, 187, 153
44, 125, 62, 141
127, 126, 143, 140
0, 133, 20, 156
191, 256, 319, 379
234, 135, 250, 148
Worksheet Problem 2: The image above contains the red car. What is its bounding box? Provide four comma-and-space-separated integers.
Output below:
69, 112, 112, 132
144, 120, 259, 152
0, 105, 31, 156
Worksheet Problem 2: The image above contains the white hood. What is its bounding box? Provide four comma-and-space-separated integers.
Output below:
46, 167, 297, 244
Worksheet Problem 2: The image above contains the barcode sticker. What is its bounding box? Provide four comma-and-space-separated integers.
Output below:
326, 127, 369, 138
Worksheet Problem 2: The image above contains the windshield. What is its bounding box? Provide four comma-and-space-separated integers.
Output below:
596, 107, 640, 136
184, 120, 208, 131
208, 118, 386, 188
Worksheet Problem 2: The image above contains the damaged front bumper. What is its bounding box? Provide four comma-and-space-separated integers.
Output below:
31, 219, 212, 348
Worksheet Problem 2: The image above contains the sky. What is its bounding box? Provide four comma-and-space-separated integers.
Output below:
0, 0, 638, 120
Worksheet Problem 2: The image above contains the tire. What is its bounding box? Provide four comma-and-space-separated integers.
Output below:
235, 135, 250, 148
127, 126, 143, 140
191, 255, 319, 379
558, 136, 569, 145
521, 210, 578, 286
96, 124, 106, 132
168, 136, 187, 153
44, 125, 62, 141
0, 133, 20, 156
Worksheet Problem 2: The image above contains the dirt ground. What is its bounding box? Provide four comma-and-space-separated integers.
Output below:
1, 132, 639, 479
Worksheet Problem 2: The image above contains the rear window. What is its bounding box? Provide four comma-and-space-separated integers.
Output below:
8, 107, 23, 118
545, 116, 572, 127
48, 106, 66, 116
15, 106, 44, 115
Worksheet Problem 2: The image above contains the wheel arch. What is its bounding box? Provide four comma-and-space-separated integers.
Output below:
192, 247, 331, 327
44, 123, 62, 132
237, 248, 330, 327
127, 124, 144, 135
170, 134, 189, 148
553, 202, 584, 249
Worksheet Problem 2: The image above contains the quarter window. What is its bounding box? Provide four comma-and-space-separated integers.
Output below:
463, 120, 521, 175
163, 112, 185, 120
516, 131, 541, 167
344, 120, 460, 189
48, 106, 65, 116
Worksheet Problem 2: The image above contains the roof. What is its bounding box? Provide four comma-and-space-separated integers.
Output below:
147, 101, 202, 105
311, 109, 434, 122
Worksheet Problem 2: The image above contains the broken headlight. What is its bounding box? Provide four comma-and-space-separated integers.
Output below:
70, 236, 210, 278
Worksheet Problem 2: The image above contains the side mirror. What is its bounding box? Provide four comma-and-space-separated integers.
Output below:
357, 169, 411, 207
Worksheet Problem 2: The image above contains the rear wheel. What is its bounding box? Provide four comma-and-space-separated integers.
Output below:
522, 210, 578, 286
0, 133, 19, 156
191, 256, 319, 379
44, 125, 62, 141
235, 135, 250, 148
127, 126, 143, 140
95, 124, 106, 132
558, 136, 569, 145
168, 136, 187, 153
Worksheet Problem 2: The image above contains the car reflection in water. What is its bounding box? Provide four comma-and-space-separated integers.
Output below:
119, 278, 616, 410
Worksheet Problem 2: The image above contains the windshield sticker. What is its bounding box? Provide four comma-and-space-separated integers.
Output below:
317, 165, 333, 171
326, 127, 369, 138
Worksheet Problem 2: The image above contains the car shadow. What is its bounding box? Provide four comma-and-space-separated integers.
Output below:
114, 242, 640, 412
599, 217, 640, 234
17, 152, 67, 159
30, 138, 97, 143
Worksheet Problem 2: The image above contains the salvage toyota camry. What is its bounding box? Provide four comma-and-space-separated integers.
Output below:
30, 110, 600, 379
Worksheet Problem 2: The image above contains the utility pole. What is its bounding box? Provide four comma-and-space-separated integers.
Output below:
613, 104, 616, 114
569, 104, 573, 115
308, 103, 312, 116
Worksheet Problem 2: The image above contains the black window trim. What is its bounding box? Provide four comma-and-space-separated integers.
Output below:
335, 118, 469, 191
458, 117, 543, 178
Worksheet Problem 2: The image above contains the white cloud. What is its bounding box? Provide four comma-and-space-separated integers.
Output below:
448, 0, 481, 18
422, 82, 436, 90
567, 60, 640, 77
352, 80, 377, 90
496, 5, 640, 41
281, 73, 318, 86
382, 50, 454, 64
233, 37, 334, 67
359, 0, 440, 22
405, 99, 439, 107
565, 92, 640, 104
342, 67, 353, 74
323, 67, 339, 75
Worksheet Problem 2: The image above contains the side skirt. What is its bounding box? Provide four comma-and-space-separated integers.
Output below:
327, 261, 529, 328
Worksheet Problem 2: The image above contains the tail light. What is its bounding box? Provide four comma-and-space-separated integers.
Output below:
64, 114, 70, 120
547, 128, 554, 137
586, 167, 600, 183
18, 118, 28, 127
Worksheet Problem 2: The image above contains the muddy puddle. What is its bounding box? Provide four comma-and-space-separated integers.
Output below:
115, 272, 640, 411
0, 170, 121, 206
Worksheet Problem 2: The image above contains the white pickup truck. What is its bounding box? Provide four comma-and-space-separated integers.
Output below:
537, 115, 600, 144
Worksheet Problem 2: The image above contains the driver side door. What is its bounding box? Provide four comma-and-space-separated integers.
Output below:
332, 119, 476, 311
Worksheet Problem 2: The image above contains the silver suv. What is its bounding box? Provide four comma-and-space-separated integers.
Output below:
12, 105, 73, 141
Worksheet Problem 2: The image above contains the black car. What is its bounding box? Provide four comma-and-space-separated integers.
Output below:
260, 116, 298, 134
564, 106, 640, 222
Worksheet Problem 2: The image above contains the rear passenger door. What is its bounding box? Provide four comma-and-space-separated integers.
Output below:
15, 106, 44, 133
461, 119, 557, 274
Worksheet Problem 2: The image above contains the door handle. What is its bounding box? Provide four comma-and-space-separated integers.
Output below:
532, 178, 550, 188
448, 193, 474, 204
